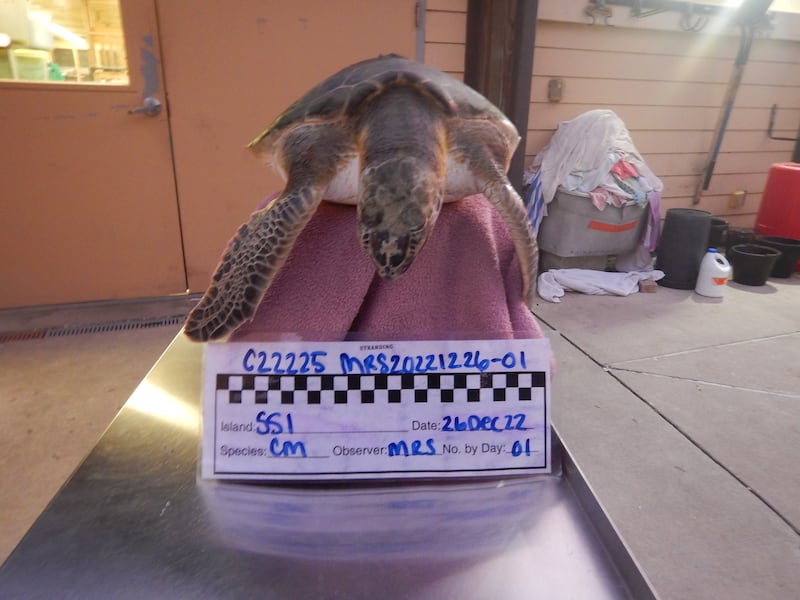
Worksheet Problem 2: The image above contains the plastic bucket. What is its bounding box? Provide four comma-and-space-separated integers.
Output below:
727, 244, 782, 286
656, 209, 712, 289
755, 162, 800, 239
707, 218, 729, 249
726, 228, 753, 248
754, 236, 800, 277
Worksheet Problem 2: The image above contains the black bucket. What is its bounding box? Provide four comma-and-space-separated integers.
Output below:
726, 228, 753, 248
755, 236, 800, 277
708, 218, 729, 249
727, 244, 782, 286
656, 209, 712, 289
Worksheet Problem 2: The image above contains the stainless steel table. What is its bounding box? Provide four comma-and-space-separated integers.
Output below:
0, 336, 655, 599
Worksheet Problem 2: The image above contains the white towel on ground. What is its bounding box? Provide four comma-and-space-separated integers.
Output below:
537, 269, 665, 303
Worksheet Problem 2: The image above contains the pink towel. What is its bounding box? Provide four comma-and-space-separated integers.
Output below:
230, 194, 544, 342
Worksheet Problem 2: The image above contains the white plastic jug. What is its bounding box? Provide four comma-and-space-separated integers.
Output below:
695, 248, 732, 297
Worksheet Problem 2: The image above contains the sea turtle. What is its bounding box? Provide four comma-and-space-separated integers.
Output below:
184, 54, 538, 342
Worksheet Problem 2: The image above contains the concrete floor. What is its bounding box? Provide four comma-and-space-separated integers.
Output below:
536, 275, 800, 600
0, 277, 799, 599
0, 295, 197, 565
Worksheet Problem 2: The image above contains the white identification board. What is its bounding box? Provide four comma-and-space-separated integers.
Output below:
200, 338, 551, 480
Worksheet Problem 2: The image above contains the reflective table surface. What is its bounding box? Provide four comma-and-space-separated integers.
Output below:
0, 336, 654, 599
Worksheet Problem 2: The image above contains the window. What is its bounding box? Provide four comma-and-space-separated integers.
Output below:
0, 0, 128, 84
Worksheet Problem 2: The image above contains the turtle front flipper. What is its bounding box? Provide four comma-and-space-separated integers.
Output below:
446, 121, 539, 309
184, 124, 352, 341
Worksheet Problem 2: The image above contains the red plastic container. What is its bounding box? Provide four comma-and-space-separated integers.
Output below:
755, 162, 800, 272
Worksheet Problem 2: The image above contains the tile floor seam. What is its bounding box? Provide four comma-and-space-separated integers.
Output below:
555, 330, 800, 539
606, 367, 800, 539
606, 367, 800, 399
609, 331, 800, 366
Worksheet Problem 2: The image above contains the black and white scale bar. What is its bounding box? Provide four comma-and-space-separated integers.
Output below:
216, 372, 545, 405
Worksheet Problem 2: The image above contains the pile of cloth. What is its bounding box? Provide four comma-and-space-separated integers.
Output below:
525, 109, 663, 253
524, 109, 666, 302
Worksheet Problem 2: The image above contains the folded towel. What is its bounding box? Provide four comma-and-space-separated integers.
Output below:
230, 194, 544, 342
537, 268, 664, 303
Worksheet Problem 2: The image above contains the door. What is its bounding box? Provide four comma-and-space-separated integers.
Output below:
0, 0, 419, 308
0, 0, 185, 308
156, 0, 419, 292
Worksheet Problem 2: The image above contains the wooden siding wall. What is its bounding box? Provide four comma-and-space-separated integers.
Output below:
425, 0, 467, 78
425, 0, 800, 228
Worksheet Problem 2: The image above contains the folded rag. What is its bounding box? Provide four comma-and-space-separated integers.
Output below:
230, 194, 545, 342
537, 268, 664, 303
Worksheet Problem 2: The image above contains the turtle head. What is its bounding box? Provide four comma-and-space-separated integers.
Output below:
358, 157, 443, 280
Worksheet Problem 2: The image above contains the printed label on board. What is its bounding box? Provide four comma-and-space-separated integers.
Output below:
200, 338, 551, 480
